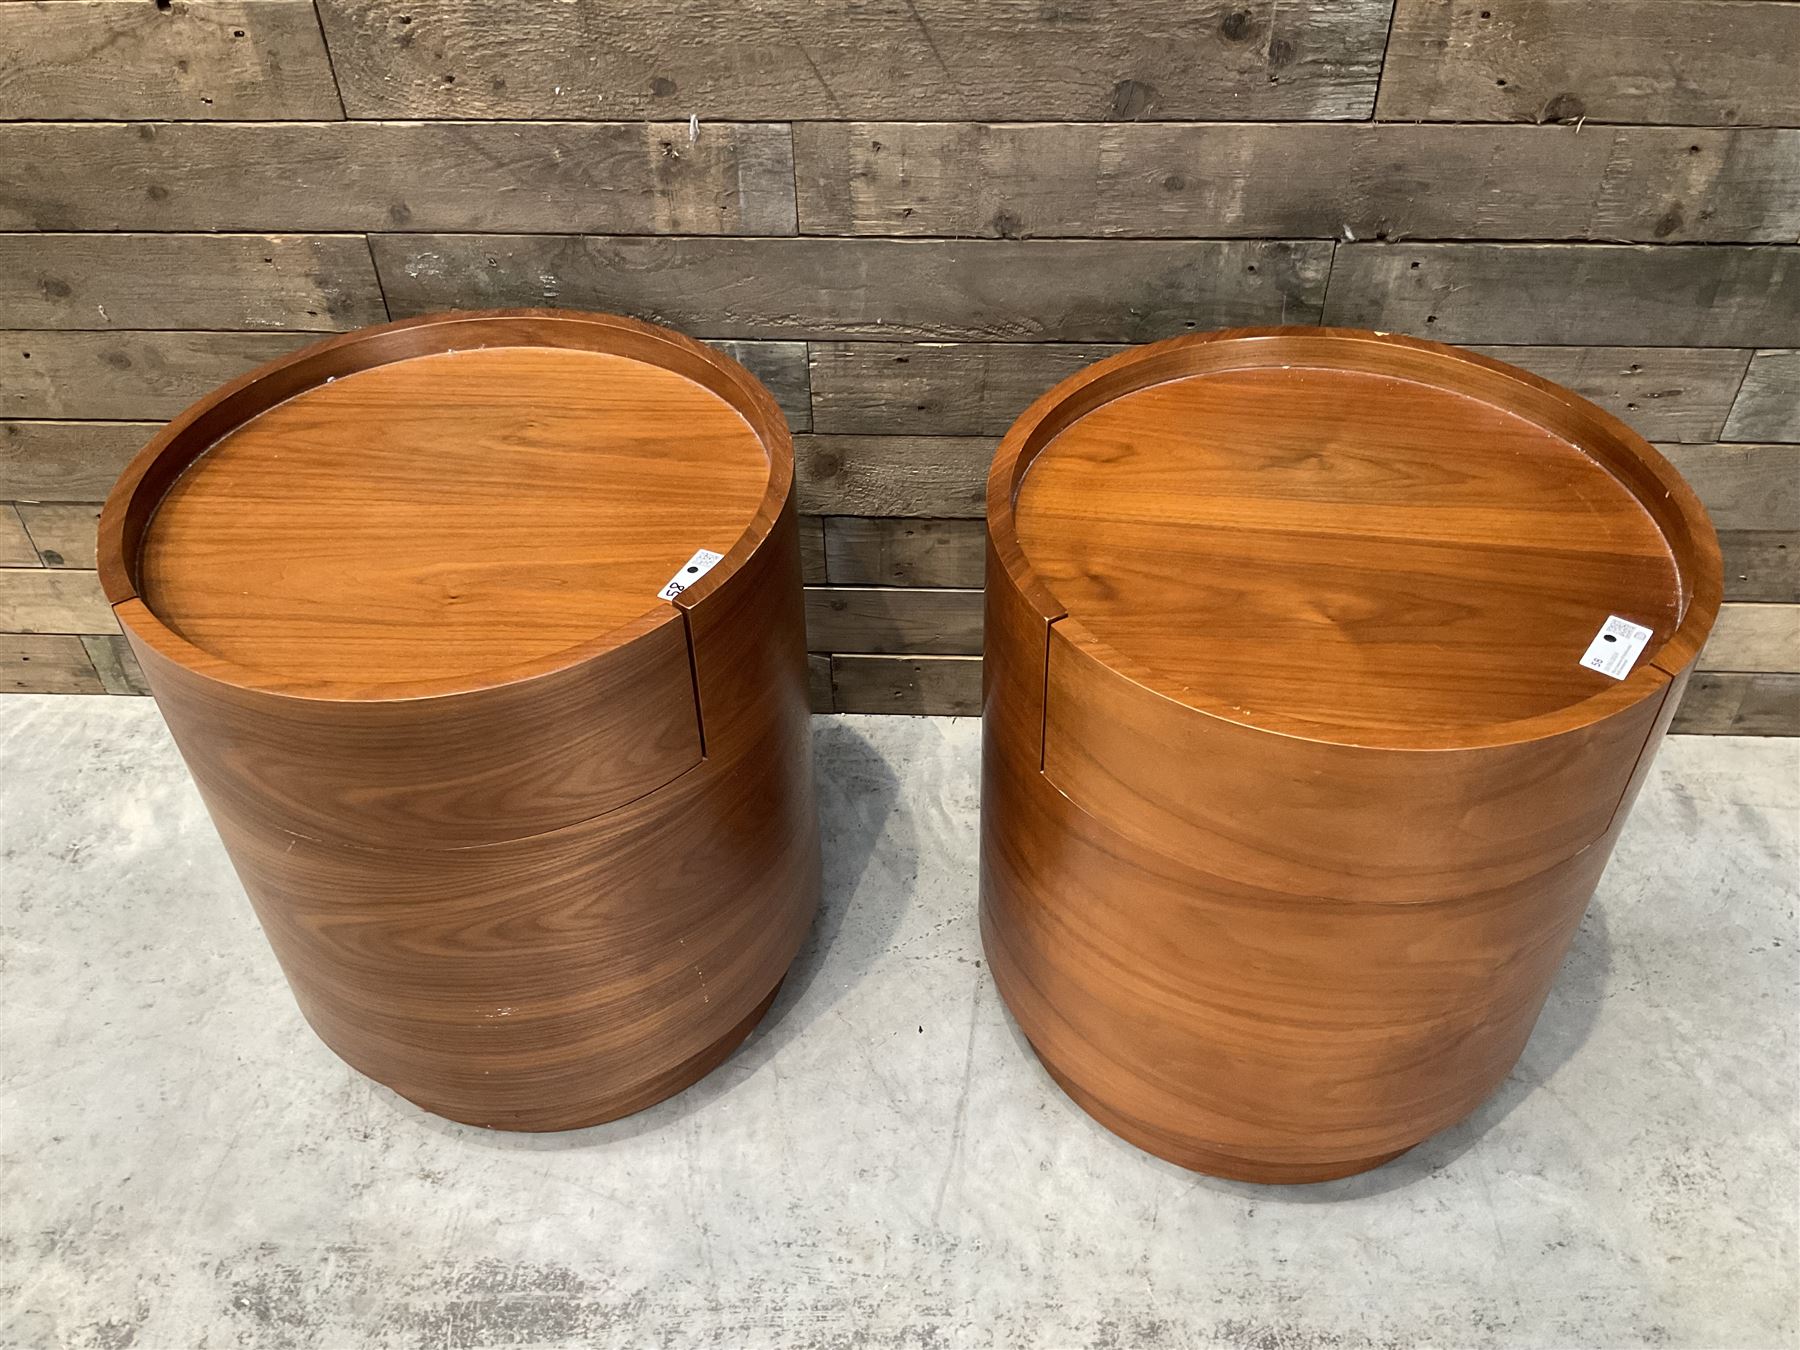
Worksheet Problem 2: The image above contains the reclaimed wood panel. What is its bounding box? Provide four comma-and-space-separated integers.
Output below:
798, 516, 827, 585
81, 634, 150, 695
0, 635, 104, 694
806, 653, 833, 714
1701, 605, 1799, 675
18, 504, 100, 570
1724, 352, 1800, 443
803, 586, 983, 655
372, 237, 1332, 342
831, 654, 982, 716
797, 123, 1800, 244
1655, 445, 1799, 534
813, 342, 1747, 443
0, 333, 313, 421
0, 505, 35, 567
0, 568, 116, 635
1673, 672, 1800, 735
316, 0, 1391, 122
822, 518, 985, 588
711, 341, 809, 431
794, 435, 992, 518
0, 122, 796, 236
0, 0, 341, 121
0, 422, 159, 502
0, 234, 386, 331
1323, 245, 1800, 347
1719, 533, 1798, 604
1378, 0, 1800, 128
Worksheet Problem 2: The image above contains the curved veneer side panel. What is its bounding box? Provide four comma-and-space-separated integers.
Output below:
1041, 624, 1676, 904
201, 706, 818, 1132
119, 602, 705, 850
980, 736, 1616, 1182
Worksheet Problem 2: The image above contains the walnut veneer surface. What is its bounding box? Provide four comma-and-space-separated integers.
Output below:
98, 310, 821, 1130
981, 327, 1720, 1182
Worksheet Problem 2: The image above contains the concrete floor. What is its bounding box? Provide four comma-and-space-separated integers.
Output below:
0, 696, 1795, 1350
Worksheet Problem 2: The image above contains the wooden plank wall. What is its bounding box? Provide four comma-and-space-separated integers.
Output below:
1, 0, 1795, 732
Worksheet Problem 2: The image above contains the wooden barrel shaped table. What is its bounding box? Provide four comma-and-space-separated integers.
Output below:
97, 310, 820, 1131
981, 328, 1720, 1183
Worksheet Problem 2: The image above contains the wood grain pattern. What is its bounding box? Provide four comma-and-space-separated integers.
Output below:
798, 123, 1800, 243
798, 516, 828, 585
98, 310, 819, 1127
0, 333, 315, 421
832, 653, 981, 716
1323, 245, 1800, 348
1673, 672, 1800, 735
804, 586, 983, 656
1718, 533, 1799, 604
0, 568, 116, 635
1701, 605, 1799, 675
0, 635, 104, 694
81, 633, 148, 695
0, 122, 796, 236
1377, 0, 1800, 127
316, 0, 1390, 122
1656, 445, 1800, 533
812, 342, 1750, 443
0, 234, 385, 332
372, 236, 1332, 342
0, 422, 158, 502
821, 518, 984, 588
0, 0, 341, 121
17, 504, 99, 569
1724, 352, 1800, 443
0, 505, 34, 568
982, 328, 1720, 1180
794, 435, 992, 518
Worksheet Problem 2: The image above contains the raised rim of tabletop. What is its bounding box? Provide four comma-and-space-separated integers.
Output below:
96, 308, 794, 705
986, 325, 1722, 753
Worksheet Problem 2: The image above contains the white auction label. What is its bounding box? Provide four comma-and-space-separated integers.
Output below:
658, 548, 725, 601
1579, 614, 1654, 680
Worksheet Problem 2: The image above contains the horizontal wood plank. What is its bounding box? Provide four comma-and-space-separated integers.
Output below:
0, 0, 341, 121
18, 504, 101, 570
1719, 532, 1799, 604
709, 341, 809, 431
0, 334, 312, 421
1323, 245, 1800, 347
0, 505, 36, 568
83, 634, 149, 695
806, 653, 833, 714
316, 0, 1389, 121
795, 435, 992, 518
0, 234, 386, 332
1377, 0, 1800, 128
798, 516, 828, 585
804, 586, 982, 655
0, 422, 158, 501
1724, 352, 1800, 444
1700, 604, 1799, 675
797, 123, 1800, 244
1654, 445, 1799, 533
830, 654, 982, 716
0, 122, 796, 236
813, 342, 1747, 443
0, 569, 117, 635
0, 635, 105, 695
823, 518, 985, 588
1673, 672, 1800, 735
372, 236, 1331, 342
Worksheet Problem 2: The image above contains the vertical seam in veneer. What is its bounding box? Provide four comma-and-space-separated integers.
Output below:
677, 605, 708, 758
1598, 677, 1677, 840
1038, 615, 1058, 773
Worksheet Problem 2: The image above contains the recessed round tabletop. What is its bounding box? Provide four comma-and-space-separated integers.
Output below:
138, 344, 770, 685
1013, 358, 1686, 741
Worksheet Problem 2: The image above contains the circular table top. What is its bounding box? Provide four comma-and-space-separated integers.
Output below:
1009, 334, 1709, 743
132, 331, 773, 686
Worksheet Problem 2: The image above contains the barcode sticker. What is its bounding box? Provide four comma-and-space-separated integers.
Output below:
1579, 614, 1654, 680
658, 549, 725, 601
